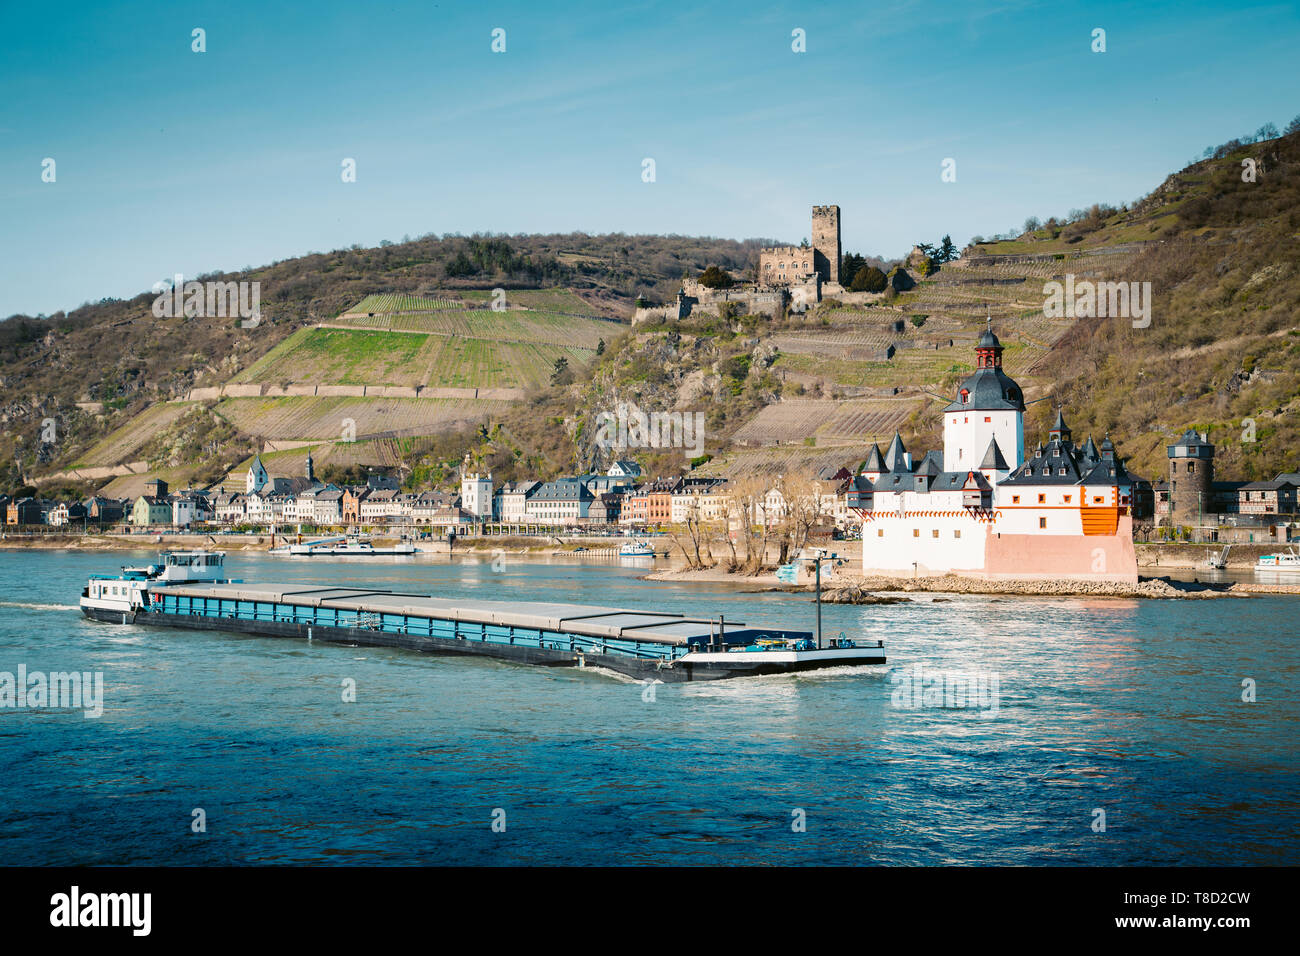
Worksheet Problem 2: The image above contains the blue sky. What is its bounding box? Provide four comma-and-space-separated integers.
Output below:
2, 0, 1298, 317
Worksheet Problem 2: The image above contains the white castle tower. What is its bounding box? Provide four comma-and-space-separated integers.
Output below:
460, 454, 493, 520
942, 324, 1025, 473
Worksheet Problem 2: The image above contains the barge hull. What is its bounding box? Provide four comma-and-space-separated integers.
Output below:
82, 608, 882, 682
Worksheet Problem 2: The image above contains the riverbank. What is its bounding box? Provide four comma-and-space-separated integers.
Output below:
0, 531, 652, 557
1134, 541, 1284, 569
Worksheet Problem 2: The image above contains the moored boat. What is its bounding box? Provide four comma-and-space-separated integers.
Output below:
1255, 549, 1300, 573
618, 539, 656, 557
271, 533, 417, 556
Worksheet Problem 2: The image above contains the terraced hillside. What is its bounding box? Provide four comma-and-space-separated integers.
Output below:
214, 396, 507, 441
731, 398, 921, 447
324, 308, 614, 347
234, 293, 617, 394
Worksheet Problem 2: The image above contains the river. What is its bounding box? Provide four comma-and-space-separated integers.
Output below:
0, 549, 1296, 865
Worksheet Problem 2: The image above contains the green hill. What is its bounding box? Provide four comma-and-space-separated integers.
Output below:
6, 123, 1300, 497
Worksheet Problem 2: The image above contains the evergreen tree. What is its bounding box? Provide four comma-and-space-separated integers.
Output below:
841, 252, 866, 285
551, 357, 571, 385
850, 266, 888, 293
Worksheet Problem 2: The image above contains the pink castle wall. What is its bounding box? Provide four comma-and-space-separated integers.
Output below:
982, 514, 1138, 584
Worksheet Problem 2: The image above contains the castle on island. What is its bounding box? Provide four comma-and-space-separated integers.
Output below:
847, 327, 1140, 583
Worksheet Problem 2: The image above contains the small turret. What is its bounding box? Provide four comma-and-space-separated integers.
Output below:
862, 443, 886, 478
1049, 408, 1071, 444
884, 432, 911, 472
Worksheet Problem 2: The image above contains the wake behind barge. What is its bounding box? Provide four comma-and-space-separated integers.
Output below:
80, 552, 885, 682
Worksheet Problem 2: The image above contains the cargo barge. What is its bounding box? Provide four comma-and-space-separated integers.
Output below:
80, 551, 885, 682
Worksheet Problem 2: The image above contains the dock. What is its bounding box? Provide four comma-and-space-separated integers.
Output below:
137, 582, 882, 681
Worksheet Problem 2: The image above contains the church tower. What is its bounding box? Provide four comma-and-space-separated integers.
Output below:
942, 326, 1026, 473
246, 454, 268, 494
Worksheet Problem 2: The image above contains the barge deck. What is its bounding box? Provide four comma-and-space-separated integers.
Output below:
94, 581, 885, 682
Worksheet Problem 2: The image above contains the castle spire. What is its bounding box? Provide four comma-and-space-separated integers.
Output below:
1049, 407, 1071, 443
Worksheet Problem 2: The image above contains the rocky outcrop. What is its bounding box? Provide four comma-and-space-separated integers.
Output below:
830, 573, 1240, 599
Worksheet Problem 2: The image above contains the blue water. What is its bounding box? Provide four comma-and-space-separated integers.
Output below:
0, 549, 1296, 865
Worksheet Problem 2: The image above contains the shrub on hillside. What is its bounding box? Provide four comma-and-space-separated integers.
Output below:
887, 267, 915, 292
697, 265, 734, 289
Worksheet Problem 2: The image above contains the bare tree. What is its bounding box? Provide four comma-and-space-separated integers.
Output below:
665, 496, 712, 569
727, 475, 768, 574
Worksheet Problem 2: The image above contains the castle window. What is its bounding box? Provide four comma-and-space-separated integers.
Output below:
1012, 495, 1020, 504
1039, 517, 1048, 529
1093, 496, 1104, 504
932, 529, 939, 538
912, 528, 920, 537
877, 529, 884, 537
953, 530, 961, 538
1187, 462, 1195, 474
1037, 494, 1046, 503
1064, 495, 1071, 503
960, 389, 969, 403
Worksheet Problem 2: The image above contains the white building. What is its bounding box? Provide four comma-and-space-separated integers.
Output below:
848, 328, 1137, 583
172, 496, 199, 528
496, 481, 538, 523
524, 480, 592, 526
460, 459, 493, 520
215, 493, 248, 524
360, 488, 400, 523
312, 489, 344, 525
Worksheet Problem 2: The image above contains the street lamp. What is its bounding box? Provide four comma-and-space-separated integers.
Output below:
798, 548, 837, 649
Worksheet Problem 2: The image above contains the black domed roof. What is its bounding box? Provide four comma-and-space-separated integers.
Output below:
977, 328, 1001, 349
944, 366, 1025, 412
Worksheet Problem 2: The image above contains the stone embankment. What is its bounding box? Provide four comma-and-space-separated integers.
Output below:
648, 566, 1268, 599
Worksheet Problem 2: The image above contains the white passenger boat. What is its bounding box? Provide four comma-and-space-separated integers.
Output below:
618, 540, 656, 557
272, 534, 416, 556
1255, 549, 1300, 573
80, 550, 231, 623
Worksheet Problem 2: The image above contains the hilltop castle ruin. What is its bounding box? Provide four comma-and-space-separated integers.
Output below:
757, 205, 842, 286
633, 204, 863, 326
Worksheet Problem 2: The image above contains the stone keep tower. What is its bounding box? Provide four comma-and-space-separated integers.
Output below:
1167, 429, 1214, 526
811, 205, 841, 284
